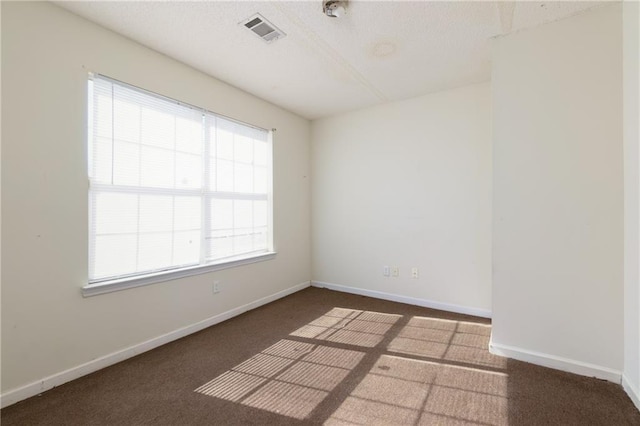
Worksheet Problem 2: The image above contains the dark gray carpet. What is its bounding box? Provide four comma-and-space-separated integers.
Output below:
2, 287, 639, 425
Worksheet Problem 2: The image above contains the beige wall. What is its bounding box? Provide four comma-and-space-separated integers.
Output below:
2, 0, 635, 410
623, 0, 640, 409
311, 83, 492, 316
1, 1, 310, 394
491, 4, 623, 376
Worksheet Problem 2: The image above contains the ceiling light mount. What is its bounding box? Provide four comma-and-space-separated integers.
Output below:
323, 0, 347, 18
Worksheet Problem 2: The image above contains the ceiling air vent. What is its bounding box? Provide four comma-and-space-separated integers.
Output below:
242, 14, 286, 44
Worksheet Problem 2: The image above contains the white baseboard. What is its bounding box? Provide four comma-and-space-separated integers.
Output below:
622, 374, 640, 411
311, 280, 491, 318
489, 337, 622, 383
0, 281, 311, 409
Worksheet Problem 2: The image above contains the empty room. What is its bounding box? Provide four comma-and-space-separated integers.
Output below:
2, 0, 640, 424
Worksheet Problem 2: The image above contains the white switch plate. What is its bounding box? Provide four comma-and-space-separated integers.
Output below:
411, 267, 419, 279
383, 266, 390, 277
213, 281, 221, 294
392, 267, 399, 277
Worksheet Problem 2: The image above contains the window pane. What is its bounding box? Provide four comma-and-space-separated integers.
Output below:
217, 127, 234, 160
176, 116, 201, 154
141, 107, 174, 149
138, 232, 172, 271
254, 140, 267, 166
254, 166, 267, 194
254, 200, 267, 228
211, 198, 233, 230
234, 228, 253, 254
93, 192, 139, 235
176, 152, 201, 189
89, 75, 272, 283
234, 200, 252, 229
91, 137, 113, 184
207, 119, 217, 157
92, 234, 137, 278
113, 140, 140, 186
174, 196, 201, 231
208, 156, 217, 190
139, 195, 173, 233
113, 98, 140, 143
216, 159, 234, 192
208, 229, 233, 259
254, 226, 268, 250
235, 134, 253, 164
234, 163, 253, 193
173, 230, 200, 266
94, 93, 113, 139
140, 146, 174, 188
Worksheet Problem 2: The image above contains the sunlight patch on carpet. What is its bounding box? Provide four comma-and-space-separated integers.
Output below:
326, 354, 508, 425
196, 338, 365, 420
196, 307, 505, 423
290, 308, 401, 348
388, 316, 506, 368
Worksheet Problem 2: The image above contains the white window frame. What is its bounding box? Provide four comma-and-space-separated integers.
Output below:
83, 74, 275, 297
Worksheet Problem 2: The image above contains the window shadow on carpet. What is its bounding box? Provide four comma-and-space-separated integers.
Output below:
195, 307, 511, 425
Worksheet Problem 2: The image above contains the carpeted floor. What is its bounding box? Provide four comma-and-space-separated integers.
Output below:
2, 287, 639, 425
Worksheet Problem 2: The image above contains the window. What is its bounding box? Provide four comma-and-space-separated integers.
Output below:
87, 74, 273, 291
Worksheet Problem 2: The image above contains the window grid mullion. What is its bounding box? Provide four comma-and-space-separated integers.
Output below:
251, 138, 256, 252
231, 128, 236, 256
89, 183, 203, 196
110, 83, 115, 186
133, 90, 143, 274
170, 116, 177, 266
135, 193, 141, 274
201, 114, 211, 266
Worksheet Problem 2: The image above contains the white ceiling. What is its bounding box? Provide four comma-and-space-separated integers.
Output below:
55, 1, 610, 119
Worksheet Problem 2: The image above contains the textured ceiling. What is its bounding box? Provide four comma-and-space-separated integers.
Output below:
55, 1, 610, 119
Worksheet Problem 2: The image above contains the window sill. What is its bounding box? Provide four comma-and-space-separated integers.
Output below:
82, 252, 277, 297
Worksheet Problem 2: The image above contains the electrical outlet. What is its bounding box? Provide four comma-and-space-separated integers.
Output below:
213, 281, 220, 294
411, 267, 419, 279
383, 265, 390, 277
392, 266, 399, 277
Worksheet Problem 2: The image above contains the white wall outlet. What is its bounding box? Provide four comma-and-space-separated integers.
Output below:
411, 267, 419, 279
383, 265, 390, 277
392, 266, 399, 277
213, 281, 221, 294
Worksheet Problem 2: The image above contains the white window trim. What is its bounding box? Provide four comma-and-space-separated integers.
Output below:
82, 251, 276, 297
85, 74, 275, 295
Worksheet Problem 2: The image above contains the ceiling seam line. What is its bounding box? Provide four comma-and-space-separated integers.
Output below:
271, 2, 388, 103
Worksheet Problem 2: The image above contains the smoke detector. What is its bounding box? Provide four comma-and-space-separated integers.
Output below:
242, 14, 286, 43
323, 0, 347, 18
